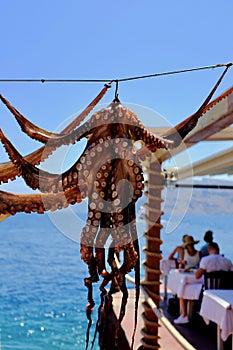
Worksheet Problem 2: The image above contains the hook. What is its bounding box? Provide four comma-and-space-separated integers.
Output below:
113, 80, 120, 102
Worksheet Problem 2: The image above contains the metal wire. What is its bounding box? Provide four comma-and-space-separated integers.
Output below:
0, 63, 232, 84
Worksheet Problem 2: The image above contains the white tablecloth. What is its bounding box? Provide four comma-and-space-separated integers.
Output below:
200, 289, 233, 341
167, 269, 203, 300
160, 259, 176, 276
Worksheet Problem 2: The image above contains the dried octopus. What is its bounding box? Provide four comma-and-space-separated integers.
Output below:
0, 65, 230, 349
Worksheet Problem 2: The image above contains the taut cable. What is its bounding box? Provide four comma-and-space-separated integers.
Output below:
0, 63, 232, 84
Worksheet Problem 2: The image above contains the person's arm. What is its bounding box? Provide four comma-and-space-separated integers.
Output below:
168, 247, 178, 260
168, 246, 183, 260
195, 267, 205, 279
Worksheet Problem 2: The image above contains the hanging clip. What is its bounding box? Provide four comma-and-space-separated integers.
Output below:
113, 80, 120, 102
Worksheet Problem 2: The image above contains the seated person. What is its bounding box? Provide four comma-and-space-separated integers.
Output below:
168, 234, 188, 266
174, 242, 232, 324
182, 235, 201, 270
200, 230, 213, 257
195, 241, 232, 278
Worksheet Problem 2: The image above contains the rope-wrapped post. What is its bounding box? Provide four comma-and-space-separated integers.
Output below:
140, 160, 164, 349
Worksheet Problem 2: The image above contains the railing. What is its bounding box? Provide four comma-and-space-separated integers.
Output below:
125, 272, 196, 350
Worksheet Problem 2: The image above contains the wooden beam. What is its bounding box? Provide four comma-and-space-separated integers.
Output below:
176, 146, 233, 180
204, 126, 233, 141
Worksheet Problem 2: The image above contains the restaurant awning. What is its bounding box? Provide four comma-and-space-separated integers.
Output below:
146, 85, 233, 180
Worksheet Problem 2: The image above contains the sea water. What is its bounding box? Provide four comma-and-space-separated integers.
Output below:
0, 214, 97, 350
0, 212, 233, 349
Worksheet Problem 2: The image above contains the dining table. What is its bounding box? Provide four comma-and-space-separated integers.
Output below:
167, 268, 204, 318
160, 259, 176, 299
200, 289, 233, 350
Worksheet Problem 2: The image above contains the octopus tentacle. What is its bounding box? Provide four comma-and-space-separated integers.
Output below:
0, 129, 63, 192
112, 104, 172, 146
162, 64, 231, 145
80, 163, 114, 255
108, 196, 140, 349
80, 165, 114, 309
0, 128, 94, 194
0, 186, 81, 215
107, 243, 132, 349
0, 85, 110, 144
0, 145, 64, 185
95, 214, 113, 276
80, 157, 114, 270
0, 85, 110, 184
107, 209, 138, 348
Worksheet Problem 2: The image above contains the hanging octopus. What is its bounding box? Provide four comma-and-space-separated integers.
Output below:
0, 65, 231, 349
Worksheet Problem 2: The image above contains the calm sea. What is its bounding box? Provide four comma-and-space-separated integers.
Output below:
1, 212, 233, 349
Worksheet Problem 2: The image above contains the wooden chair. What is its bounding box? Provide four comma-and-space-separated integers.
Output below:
204, 270, 233, 290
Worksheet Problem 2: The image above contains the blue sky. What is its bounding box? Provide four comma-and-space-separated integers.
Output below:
0, 0, 233, 190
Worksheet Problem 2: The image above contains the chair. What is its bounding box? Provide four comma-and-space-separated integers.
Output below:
196, 271, 233, 315
204, 270, 233, 290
